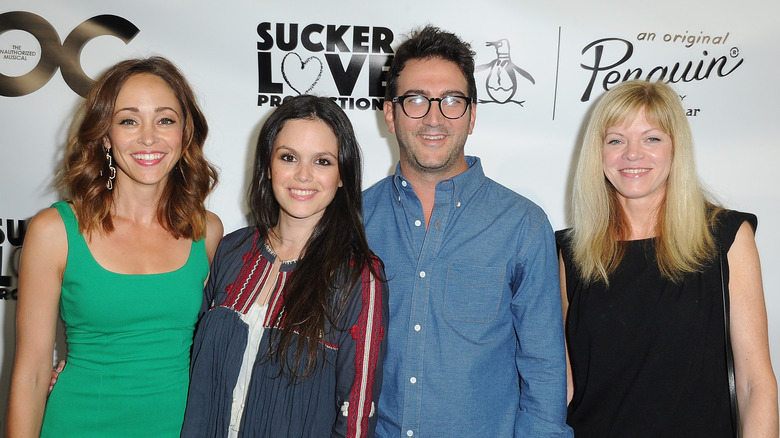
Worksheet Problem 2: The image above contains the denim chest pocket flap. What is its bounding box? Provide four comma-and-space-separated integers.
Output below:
444, 263, 506, 322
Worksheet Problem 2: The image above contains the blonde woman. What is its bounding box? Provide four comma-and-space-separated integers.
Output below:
557, 79, 777, 436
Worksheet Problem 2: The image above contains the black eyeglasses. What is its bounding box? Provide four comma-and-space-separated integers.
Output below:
391, 94, 473, 119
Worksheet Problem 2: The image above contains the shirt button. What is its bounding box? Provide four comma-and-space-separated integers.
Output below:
456, 200, 461, 207
414, 219, 421, 227
414, 324, 421, 332
419, 271, 426, 278
401, 180, 408, 187
410, 376, 417, 384
407, 431, 414, 437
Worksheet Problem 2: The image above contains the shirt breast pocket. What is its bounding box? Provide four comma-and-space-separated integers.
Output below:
444, 264, 506, 322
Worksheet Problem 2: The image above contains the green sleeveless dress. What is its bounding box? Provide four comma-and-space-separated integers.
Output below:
40, 201, 207, 437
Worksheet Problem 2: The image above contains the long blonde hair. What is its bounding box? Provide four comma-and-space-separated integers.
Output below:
569, 79, 721, 284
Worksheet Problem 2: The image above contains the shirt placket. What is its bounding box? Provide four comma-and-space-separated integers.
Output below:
400, 179, 453, 438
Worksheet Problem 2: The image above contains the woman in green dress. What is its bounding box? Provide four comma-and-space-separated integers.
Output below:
6, 57, 222, 437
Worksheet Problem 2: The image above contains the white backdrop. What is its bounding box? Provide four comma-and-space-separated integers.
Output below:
1, 0, 778, 426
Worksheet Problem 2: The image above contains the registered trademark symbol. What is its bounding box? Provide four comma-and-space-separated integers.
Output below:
730, 47, 740, 58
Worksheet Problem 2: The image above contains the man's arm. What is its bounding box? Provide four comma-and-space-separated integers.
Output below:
511, 216, 573, 437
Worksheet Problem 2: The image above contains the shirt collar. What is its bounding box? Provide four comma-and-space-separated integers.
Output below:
391, 156, 485, 201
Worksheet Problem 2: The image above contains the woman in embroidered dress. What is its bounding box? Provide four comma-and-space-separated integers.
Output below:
181, 94, 388, 438
7, 57, 222, 437
557, 79, 777, 436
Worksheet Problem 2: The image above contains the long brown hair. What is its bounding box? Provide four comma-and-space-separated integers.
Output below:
249, 94, 381, 379
58, 56, 217, 239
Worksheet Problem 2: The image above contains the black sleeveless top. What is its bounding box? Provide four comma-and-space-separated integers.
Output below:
556, 210, 756, 437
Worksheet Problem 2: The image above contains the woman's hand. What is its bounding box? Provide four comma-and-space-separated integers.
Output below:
48, 360, 66, 395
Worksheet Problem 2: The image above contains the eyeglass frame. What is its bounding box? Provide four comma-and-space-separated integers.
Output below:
390, 94, 474, 120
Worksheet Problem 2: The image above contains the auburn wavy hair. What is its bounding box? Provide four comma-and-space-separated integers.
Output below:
57, 56, 217, 239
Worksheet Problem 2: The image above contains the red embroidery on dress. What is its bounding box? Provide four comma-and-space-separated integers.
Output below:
346, 257, 384, 438
219, 232, 275, 315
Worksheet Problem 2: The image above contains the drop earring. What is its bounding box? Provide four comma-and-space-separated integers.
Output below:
105, 148, 116, 190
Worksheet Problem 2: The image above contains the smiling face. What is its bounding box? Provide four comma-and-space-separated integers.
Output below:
602, 106, 673, 211
270, 118, 342, 229
384, 57, 475, 181
105, 73, 184, 192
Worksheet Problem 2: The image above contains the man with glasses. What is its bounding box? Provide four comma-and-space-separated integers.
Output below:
363, 26, 572, 437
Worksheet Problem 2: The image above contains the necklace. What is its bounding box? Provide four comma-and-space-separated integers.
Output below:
265, 231, 301, 264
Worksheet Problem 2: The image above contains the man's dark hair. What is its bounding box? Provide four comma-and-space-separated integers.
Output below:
385, 25, 477, 101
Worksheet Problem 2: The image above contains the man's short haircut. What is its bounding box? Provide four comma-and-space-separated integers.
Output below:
385, 25, 477, 102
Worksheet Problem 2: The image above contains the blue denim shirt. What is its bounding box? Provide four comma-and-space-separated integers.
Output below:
363, 156, 572, 437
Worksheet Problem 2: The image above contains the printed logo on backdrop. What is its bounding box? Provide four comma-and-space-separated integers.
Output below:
579, 30, 742, 116
256, 23, 394, 111
0, 11, 139, 97
475, 38, 535, 106
0, 219, 26, 300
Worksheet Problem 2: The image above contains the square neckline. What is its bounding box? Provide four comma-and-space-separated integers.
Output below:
57, 201, 197, 277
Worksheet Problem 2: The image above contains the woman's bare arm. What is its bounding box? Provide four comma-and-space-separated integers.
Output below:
6, 208, 67, 437
728, 221, 778, 437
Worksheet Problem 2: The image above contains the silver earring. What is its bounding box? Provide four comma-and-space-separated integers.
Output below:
105, 148, 116, 190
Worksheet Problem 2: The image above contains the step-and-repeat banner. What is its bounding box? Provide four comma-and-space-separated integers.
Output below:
2, 0, 778, 419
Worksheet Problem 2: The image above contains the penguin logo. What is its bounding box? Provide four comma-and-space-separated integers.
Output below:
476, 38, 535, 106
